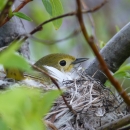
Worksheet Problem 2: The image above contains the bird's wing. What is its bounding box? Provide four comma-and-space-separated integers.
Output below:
43, 65, 72, 83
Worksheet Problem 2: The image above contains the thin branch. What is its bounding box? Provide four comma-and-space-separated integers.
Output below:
97, 114, 130, 130
45, 120, 58, 130
76, 0, 130, 107
118, 125, 130, 130
29, 29, 81, 45
0, 0, 14, 26
30, 0, 107, 35
0, 0, 33, 27
13, 0, 33, 12
81, 0, 100, 49
8, 1, 107, 47
32, 64, 77, 116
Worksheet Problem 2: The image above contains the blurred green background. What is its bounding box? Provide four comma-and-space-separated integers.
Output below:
16, 0, 130, 61
1, 1, 130, 129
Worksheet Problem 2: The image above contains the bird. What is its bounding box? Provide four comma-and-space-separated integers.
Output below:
34, 53, 88, 83
5, 53, 88, 84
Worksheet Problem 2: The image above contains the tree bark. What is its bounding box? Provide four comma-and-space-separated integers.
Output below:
85, 22, 130, 83
0, 16, 30, 59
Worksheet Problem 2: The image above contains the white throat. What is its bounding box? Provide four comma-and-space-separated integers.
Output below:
43, 65, 80, 83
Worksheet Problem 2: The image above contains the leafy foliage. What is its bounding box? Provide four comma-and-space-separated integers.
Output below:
105, 63, 130, 87
0, 87, 60, 130
0, 41, 31, 72
42, 0, 64, 29
13, 12, 33, 21
0, 0, 7, 11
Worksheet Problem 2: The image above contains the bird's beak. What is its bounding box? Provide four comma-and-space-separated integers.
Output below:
71, 58, 89, 64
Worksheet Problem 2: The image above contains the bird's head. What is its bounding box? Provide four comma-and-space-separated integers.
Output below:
34, 53, 88, 73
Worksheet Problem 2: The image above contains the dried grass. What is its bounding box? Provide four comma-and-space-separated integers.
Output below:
43, 74, 128, 130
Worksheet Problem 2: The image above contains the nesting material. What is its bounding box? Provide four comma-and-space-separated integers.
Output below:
44, 75, 128, 130
0, 68, 128, 130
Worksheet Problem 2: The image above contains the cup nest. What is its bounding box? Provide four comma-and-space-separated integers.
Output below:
43, 74, 128, 130
0, 70, 128, 130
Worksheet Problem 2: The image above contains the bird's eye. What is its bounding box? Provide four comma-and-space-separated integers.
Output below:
59, 60, 66, 66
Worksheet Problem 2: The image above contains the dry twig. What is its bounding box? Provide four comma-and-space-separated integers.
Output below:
97, 114, 130, 130
30, 29, 81, 45
0, 0, 32, 27
0, 0, 14, 26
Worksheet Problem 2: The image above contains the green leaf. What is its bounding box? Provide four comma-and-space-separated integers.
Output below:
115, 25, 120, 32
99, 40, 106, 49
40, 90, 61, 116
114, 71, 130, 78
0, 118, 9, 130
0, 0, 7, 11
42, 0, 52, 15
105, 72, 130, 87
1, 53, 31, 72
116, 63, 130, 73
0, 42, 31, 72
105, 80, 111, 87
0, 87, 60, 130
13, 12, 33, 21
42, 0, 64, 29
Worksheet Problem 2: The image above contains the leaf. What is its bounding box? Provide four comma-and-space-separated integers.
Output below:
105, 80, 111, 87
105, 72, 130, 87
0, 41, 31, 72
42, 0, 64, 29
42, 0, 52, 15
116, 63, 130, 73
115, 25, 120, 32
0, 118, 9, 130
0, 0, 7, 11
119, 63, 130, 71
114, 71, 130, 78
1, 53, 31, 72
99, 40, 106, 49
13, 12, 33, 21
0, 87, 60, 130
40, 89, 61, 116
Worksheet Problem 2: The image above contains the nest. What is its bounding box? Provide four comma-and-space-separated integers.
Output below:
43, 75, 128, 130
0, 69, 128, 130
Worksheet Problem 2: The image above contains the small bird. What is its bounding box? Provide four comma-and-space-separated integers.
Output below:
34, 53, 88, 83
5, 53, 88, 84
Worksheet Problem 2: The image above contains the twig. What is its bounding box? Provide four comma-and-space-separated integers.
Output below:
30, 1, 107, 35
29, 29, 81, 45
32, 64, 77, 115
118, 125, 130, 130
0, 0, 14, 26
81, 0, 100, 49
0, 0, 33, 27
6, 1, 107, 50
97, 114, 130, 130
13, 0, 33, 12
76, 0, 130, 107
45, 120, 58, 130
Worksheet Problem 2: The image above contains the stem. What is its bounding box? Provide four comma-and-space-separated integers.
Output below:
76, 0, 130, 106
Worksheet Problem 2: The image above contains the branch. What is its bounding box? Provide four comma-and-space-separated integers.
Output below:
0, 0, 14, 26
30, 0, 107, 35
8, 1, 107, 47
32, 64, 77, 116
13, 0, 33, 12
97, 114, 130, 130
85, 22, 130, 83
81, 0, 100, 49
0, 0, 33, 27
76, 0, 130, 107
30, 29, 81, 45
